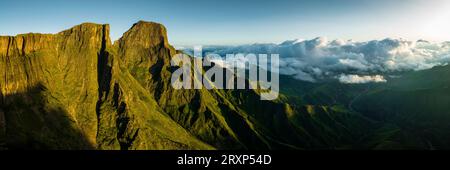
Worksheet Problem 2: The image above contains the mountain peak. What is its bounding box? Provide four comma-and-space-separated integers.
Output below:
134, 20, 164, 27
59, 22, 109, 34
117, 21, 169, 48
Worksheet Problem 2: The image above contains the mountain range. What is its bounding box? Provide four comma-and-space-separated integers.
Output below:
1, 21, 449, 150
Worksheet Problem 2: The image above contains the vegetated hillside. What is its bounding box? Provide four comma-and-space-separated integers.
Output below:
352, 65, 450, 149
280, 64, 450, 149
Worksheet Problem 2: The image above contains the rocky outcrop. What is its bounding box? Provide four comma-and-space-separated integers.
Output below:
0, 23, 108, 148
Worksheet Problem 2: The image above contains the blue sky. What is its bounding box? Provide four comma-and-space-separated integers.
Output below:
1, 0, 449, 46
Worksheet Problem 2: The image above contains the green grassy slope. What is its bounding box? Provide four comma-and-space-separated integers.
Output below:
353, 65, 450, 149
278, 64, 450, 149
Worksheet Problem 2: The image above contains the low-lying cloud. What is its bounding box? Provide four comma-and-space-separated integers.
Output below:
338, 74, 387, 84
181, 37, 450, 83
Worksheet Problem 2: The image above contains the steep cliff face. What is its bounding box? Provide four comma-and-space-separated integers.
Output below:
0, 23, 107, 148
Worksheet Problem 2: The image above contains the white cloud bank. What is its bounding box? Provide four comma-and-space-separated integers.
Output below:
338, 74, 387, 84
182, 37, 450, 83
